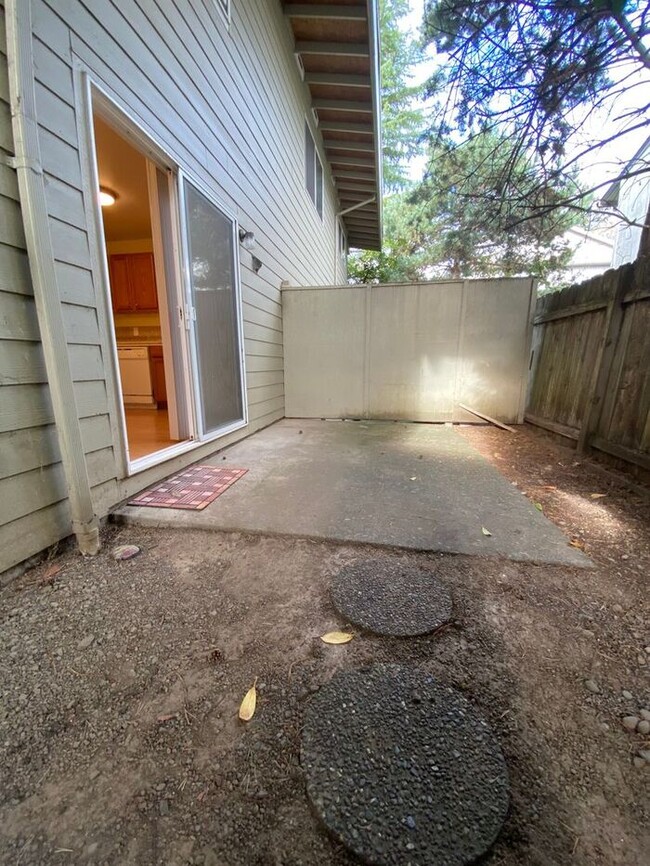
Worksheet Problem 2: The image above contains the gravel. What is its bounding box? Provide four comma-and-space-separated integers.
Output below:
330, 560, 452, 637
301, 664, 509, 866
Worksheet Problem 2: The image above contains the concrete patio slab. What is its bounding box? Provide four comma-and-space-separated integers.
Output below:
115, 419, 590, 566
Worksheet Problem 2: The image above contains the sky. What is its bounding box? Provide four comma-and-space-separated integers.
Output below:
398, 1, 650, 200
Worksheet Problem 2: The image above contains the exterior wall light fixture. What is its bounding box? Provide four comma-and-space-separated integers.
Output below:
238, 228, 256, 251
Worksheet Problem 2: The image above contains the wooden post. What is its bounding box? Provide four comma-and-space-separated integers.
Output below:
577, 265, 632, 454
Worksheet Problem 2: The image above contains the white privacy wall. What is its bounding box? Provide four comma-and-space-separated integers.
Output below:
283, 279, 536, 424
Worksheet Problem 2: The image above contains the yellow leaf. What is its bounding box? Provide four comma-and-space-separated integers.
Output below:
238, 678, 257, 722
535, 502, 543, 511
481, 526, 492, 536
321, 631, 354, 644
590, 493, 606, 499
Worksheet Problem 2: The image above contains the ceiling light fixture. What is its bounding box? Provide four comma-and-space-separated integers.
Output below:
99, 186, 118, 207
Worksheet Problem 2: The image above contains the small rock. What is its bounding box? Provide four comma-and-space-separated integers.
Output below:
599, 722, 610, 733
77, 635, 95, 650
639, 750, 650, 762
112, 544, 141, 561
622, 716, 640, 731
584, 679, 600, 694
621, 554, 629, 560
637, 720, 650, 735
405, 815, 416, 829
159, 799, 169, 816
612, 604, 624, 614
622, 690, 633, 700
640, 709, 650, 721
638, 654, 647, 666
633, 756, 646, 769
645, 646, 650, 655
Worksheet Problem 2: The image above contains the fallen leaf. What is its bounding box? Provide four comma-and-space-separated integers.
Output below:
481, 526, 492, 536
589, 493, 606, 499
541, 485, 557, 490
321, 631, 354, 644
534, 502, 543, 512
569, 539, 585, 549
238, 677, 258, 722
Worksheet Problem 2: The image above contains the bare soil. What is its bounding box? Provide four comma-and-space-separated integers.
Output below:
1, 424, 649, 866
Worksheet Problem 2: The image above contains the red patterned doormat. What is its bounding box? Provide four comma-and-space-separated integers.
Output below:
128, 465, 248, 510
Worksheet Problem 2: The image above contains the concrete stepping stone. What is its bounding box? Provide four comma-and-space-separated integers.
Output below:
331, 561, 452, 636
302, 664, 509, 866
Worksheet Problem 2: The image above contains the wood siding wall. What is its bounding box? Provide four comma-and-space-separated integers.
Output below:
0, 0, 344, 574
0, 0, 73, 573
527, 257, 650, 472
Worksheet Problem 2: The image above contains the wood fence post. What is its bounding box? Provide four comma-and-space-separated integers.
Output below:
577, 265, 632, 454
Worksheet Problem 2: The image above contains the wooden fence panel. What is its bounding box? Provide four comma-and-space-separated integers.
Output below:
600, 298, 650, 453
527, 257, 650, 471
527, 309, 605, 433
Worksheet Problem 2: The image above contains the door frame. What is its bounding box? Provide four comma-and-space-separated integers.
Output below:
176, 168, 249, 444
78, 71, 247, 476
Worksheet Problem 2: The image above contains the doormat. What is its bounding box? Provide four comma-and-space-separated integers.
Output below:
128, 465, 248, 510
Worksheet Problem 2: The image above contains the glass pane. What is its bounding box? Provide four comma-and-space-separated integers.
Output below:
305, 124, 315, 202
183, 181, 243, 435
316, 157, 323, 217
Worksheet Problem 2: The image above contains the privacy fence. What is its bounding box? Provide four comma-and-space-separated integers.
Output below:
526, 256, 650, 471
283, 277, 535, 424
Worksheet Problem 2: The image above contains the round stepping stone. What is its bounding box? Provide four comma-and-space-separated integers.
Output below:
330, 560, 452, 636
302, 664, 509, 866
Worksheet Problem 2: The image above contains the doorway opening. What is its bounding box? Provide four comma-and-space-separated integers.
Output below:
92, 110, 190, 464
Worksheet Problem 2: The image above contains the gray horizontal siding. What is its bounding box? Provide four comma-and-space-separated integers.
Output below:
0, 2, 72, 573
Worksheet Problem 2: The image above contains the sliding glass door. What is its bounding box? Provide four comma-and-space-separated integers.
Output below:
182, 179, 245, 438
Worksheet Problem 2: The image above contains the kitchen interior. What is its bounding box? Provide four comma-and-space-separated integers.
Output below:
93, 115, 181, 462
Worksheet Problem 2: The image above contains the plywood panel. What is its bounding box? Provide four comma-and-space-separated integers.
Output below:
368, 282, 462, 422
457, 279, 534, 424
284, 287, 367, 417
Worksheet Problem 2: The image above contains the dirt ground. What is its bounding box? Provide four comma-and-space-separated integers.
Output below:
1, 424, 649, 866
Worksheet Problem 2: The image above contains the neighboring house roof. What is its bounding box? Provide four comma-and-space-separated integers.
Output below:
601, 134, 650, 207
284, 1, 383, 250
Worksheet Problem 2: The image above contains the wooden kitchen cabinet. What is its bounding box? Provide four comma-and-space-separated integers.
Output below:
149, 345, 167, 407
108, 252, 158, 312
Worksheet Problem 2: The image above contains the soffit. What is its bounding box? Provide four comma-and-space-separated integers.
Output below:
283, 0, 383, 251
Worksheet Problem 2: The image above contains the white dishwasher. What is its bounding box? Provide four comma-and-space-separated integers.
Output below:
117, 347, 154, 405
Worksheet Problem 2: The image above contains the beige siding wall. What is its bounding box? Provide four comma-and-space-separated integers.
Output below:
0, 0, 342, 572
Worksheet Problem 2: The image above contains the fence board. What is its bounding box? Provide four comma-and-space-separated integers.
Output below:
527, 257, 649, 470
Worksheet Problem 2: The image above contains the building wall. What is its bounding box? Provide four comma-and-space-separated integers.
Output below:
0, 0, 344, 573
0, 0, 75, 574
611, 150, 650, 267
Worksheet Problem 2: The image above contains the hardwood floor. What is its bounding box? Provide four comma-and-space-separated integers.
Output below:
124, 407, 177, 460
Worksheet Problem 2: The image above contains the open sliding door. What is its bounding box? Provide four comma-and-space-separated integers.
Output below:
181, 178, 246, 440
